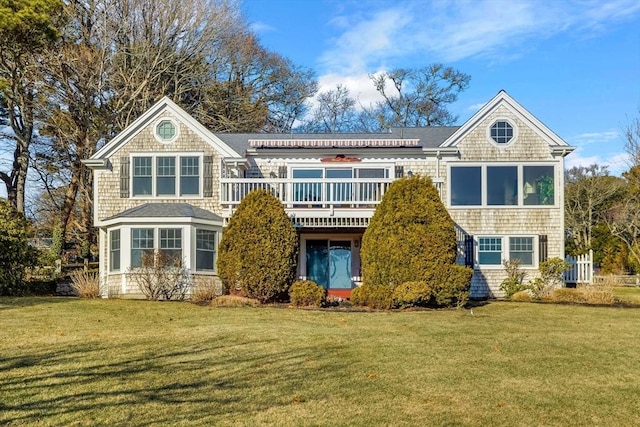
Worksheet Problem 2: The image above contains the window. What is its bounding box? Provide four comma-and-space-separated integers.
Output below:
196, 229, 216, 272
510, 237, 534, 266
490, 121, 513, 144
180, 156, 200, 195
293, 169, 323, 204
478, 237, 502, 265
450, 164, 555, 207
477, 236, 535, 267
156, 120, 176, 141
357, 168, 387, 203
131, 155, 201, 197
523, 166, 554, 205
157, 157, 176, 195
132, 157, 152, 196
110, 230, 120, 271
487, 166, 517, 205
450, 166, 481, 205
131, 228, 154, 268
326, 168, 352, 203
160, 229, 182, 265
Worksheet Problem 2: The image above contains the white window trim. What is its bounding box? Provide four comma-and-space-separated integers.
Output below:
154, 118, 180, 143
109, 227, 122, 273
130, 153, 204, 199
193, 227, 219, 274
448, 162, 558, 208
475, 235, 538, 269
486, 118, 517, 147
110, 224, 220, 275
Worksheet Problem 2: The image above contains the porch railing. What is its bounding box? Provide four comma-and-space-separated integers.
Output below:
220, 177, 395, 210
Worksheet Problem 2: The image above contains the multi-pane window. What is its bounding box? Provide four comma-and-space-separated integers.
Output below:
156, 120, 176, 141
477, 236, 535, 267
131, 156, 200, 197
510, 237, 534, 266
131, 228, 154, 268
110, 229, 121, 271
450, 166, 481, 205
490, 121, 513, 144
132, 157, 152, 196
450, 164, 555, 207
157, 157, 176, 195
478, 237, 502, 265
196, 229, 216, 272
160, 229, 182, 265
180, 156, 200, 195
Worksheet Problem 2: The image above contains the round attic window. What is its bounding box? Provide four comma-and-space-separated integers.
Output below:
156, 119, 177, 142
490, 120, 514, 144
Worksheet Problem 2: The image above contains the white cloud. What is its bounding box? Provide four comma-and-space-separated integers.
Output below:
315, 0, 640, 75
249, 21, 275, 34
566, 130, 620, 146
467, 103, 486, 112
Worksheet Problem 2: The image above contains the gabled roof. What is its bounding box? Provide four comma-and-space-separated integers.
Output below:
91, 97, 241, 160
440, 90, 574, 150
106, 203, 223, 222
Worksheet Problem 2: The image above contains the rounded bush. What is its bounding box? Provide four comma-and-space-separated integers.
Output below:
392, 281, 432, 308
289, 280, 326, 307
361, 175, 457, 288
217, 189, 298, 303
350, 284, 394, 309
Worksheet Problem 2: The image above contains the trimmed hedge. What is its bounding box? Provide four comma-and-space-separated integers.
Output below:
361, 175, 457, 288
289, 280, 326, 307
392, 281, 432, 308
350, 284, 394, 309
217, 189, 298, 303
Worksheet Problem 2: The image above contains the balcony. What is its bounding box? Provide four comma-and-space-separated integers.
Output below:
220, 177, 396, 227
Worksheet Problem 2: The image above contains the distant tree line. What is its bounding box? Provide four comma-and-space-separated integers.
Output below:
565, 116, 640, 274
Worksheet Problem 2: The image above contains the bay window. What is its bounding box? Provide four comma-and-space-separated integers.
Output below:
131, 228, 154, 268
196, 229, 216, 272
110, 229, 121, 272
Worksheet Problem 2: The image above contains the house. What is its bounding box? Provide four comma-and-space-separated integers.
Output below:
85, 90, 574, 299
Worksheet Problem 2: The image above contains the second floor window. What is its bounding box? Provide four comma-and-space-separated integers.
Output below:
132, 155, 201, 197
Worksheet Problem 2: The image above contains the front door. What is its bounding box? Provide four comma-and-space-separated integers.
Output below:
306, 239, 352, 290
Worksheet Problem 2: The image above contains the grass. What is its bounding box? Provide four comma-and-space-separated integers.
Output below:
613, 286, 640, 304
1, 298, 639, 426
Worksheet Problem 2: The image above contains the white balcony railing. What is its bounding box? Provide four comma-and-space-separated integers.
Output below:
220, 177, 395, 210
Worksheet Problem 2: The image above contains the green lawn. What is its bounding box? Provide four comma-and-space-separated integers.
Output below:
1, 298, 639, 426
614, 286, 640, 304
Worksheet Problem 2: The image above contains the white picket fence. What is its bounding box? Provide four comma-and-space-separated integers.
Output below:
565, 249, 593, 285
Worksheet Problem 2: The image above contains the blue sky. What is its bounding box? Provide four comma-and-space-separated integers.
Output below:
243, 0, 640, 175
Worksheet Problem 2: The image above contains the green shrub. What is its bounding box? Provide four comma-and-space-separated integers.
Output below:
289, 280, 326, 307
392, 281, 432, 308
529, 258, 571, 299
217, 189, 298, 303
0, 200, 37, 295
429, 264, 473, 308
361, 175, 457, 288
500, 259, 528, 298
350, 284, 394, 309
